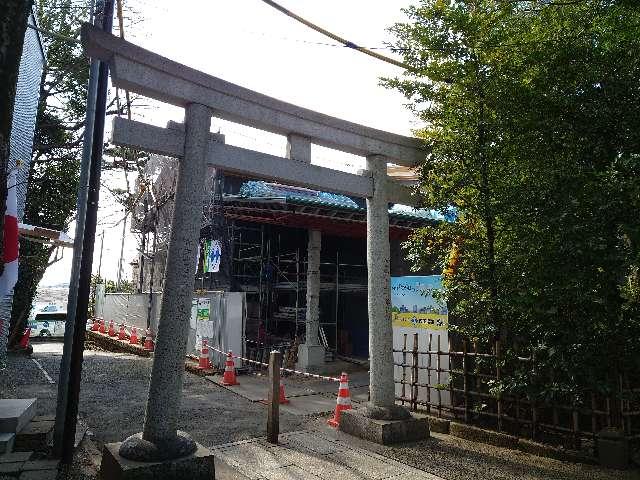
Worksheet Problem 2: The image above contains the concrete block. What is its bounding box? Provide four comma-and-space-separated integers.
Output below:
597, 427, 629, 469
517, 438, 595, 465
22, 459, 59, 471
213, 456, 251, 480
0, 461, 24, 474
14, 420, 54, 452
296, 344, 325, 372
29, 416, 54, 423
0, 433, 15, 454
339, 409, 429, 445
0, 399, 37, 434
100, 441, 215, 480
0, 451, 31, 463
426, 416, 450, 434
449, 422, 518, 449
19, 470, 58, 480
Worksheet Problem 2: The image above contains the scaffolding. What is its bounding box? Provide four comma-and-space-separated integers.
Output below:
229, 221, 367, 358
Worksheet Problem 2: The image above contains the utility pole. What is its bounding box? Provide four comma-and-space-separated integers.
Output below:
116, 211, 127, 290
58, 0, 114, 465
53, 0, 100, 457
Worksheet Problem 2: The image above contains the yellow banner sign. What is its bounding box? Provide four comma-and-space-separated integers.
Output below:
392, 312, 448, 330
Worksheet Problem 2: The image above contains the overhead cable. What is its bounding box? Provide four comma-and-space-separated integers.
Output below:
258, 0, 409, 70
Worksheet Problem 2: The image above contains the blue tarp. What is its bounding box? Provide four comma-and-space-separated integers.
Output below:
237, 180, 454, 222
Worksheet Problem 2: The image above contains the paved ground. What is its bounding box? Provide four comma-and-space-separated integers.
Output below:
1, 340, 637, 480
214, 430, 442, 480
208, 371, 370, 416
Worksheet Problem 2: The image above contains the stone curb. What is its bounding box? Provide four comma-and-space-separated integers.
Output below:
86, 330, 151, 357
86, 330, 221, 377
423, 416, 596, 465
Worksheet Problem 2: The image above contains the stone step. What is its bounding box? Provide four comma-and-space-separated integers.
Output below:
14, 417, 54, 453
0, 399, 37, 434
0, 433, 15, 454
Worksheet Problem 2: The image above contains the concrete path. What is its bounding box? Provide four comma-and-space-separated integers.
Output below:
213, 429, 443, 480
207, 372, 368, 416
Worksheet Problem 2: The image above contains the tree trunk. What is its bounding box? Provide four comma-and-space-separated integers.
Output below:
0, 0, 34, 275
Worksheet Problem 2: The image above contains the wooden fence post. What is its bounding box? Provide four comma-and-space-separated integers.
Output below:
411, 333, 419, 412
436, 335, 442, 418
427, 333, 433, 415
496, 339, 502, 432
463, 339, 469, 423
401, 333, 407, 405
446, 336, 453, 420
267, 350, 281, 444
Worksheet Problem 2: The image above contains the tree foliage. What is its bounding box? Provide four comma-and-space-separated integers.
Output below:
386, 0, 640, 398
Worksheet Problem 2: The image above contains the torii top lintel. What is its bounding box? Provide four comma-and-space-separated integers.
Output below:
80, 23, 425, 168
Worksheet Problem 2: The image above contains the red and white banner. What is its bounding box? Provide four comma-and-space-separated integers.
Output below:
0, 171, 19, 297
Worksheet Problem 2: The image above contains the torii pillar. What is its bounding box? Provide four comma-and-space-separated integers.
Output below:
111, 103, 216, 477
337, 155, 429, 444
286, 134, 325, 371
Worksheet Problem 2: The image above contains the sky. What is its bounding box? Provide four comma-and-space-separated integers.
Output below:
39, 0, 419, 289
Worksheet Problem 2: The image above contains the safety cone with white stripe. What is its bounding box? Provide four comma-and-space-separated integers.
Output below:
327, 372, 351, 427
18, 328, 31, 349
143, 329, 154, 351
221, 351, 239, 386
98, 318, 106, 334
107, 320, 116, 337
198, 340, 211, 369
129, 326, 138, 345
118, 324, 126, 340
91, 319, 100, 331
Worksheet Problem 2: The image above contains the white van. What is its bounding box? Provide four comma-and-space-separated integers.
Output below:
27, 311, 67, 337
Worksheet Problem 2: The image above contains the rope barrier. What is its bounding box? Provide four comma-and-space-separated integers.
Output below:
92, 318, 340, 382
209, 345, 339, 382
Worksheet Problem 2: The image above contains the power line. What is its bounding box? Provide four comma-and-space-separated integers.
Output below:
258, 0, 410, 70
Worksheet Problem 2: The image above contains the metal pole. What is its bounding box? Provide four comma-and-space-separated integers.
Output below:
96, 230, 104, 279
147, 228, 156, 329
53, 0, 102, 457
116, 212, 127, 289
138, 196, 147, 292
59, 0, 114, 464
267, 350, 281, 443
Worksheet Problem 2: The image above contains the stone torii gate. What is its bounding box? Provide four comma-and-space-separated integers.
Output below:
82, 23, 428, 478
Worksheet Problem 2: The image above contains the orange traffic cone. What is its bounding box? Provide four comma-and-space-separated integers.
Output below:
143, 329, 154, 351
98, 318, 106, 334
278, 379, 290, 404
18, 328, 31, 349
129, 326, 138, 345
118, 324, 126, 340
221, 351, 239, 386
198, 340, 211, 369
91, 319, 100, 331
328, 372, 351, 427
107, 320, 116, 337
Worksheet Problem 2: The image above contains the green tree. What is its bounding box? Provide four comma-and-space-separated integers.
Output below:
386, 0, 640, 398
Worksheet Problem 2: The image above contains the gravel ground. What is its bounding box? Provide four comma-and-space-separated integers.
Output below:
1, 341, 305, 449
2, 342, 638, 480
314, 418, 640, 480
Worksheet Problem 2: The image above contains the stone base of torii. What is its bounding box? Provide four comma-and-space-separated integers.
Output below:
80, 23, 428, 478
